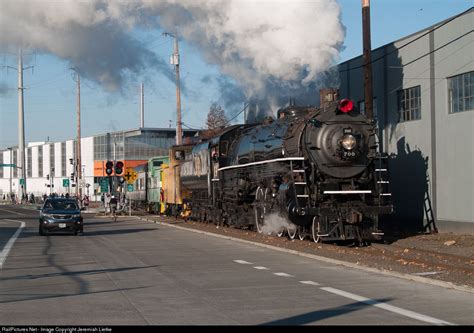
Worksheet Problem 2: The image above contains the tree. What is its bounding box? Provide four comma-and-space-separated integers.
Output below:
202, 103, 228, 138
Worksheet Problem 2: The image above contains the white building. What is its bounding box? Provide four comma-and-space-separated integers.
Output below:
0, 128, 198, 201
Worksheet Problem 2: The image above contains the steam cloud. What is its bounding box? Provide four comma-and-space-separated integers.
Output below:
0, 0, 345, 113
262, 213, 293, 236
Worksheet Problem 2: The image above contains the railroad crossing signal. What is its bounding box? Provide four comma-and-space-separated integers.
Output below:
123, 168, 137, 184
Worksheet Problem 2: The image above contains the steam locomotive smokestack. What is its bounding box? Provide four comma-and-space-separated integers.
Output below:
362, 0, 374, 120
319, 88, 339, 108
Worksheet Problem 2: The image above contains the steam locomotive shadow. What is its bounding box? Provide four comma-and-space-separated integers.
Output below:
380, 137, 438, 243
260, 298, 392, 325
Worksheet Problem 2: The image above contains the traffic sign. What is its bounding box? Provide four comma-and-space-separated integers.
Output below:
19, 178, 25, 185
127, 184, 134, 192
123, 168, 138, 184
0, 163, 15, 167
63, 179, 70, 187
100, 179, 109, 193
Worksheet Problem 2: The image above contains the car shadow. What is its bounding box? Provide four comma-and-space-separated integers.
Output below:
81, 228, 156, 236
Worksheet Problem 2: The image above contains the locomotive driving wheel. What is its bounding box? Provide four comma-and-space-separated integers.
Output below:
297, 226, 306, 240
254, 186, 266, 234
311, 216, 322, 243
287, 223, 297, 240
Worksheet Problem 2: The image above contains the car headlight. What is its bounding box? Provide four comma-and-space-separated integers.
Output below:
72, 214, 81, 218
42, 213, 54, 219
341, 134, 357, 150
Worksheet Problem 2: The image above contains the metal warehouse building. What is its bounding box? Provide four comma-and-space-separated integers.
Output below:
0, 128, 198, 201
338, 8, 473, 233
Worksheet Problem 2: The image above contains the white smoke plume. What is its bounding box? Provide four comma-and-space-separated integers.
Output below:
0, 0, 344, 108
262, 213, 292, 236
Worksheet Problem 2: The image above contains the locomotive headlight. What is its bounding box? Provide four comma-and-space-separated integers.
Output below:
341, 134, 357, 150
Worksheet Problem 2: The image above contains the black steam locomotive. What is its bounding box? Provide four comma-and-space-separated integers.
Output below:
180, 99, 392, 244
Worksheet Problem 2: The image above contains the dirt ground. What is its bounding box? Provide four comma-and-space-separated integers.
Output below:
141, 215, 474, 290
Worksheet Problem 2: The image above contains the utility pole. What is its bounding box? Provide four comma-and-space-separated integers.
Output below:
140, 83, 145, 128
17, 49, 28, 201
163, 32, 183, 145
71, 68, 82, 199
362, 0, 374, 120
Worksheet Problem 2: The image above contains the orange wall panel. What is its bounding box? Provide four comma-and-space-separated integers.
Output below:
93, 160, 148, 177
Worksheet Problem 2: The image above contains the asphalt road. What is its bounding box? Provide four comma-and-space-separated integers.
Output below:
0, 205, 473, 326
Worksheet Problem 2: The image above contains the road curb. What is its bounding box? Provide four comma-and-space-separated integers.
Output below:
136, 216, 474, 294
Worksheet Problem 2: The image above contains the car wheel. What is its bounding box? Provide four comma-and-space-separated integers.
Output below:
39, 225, 45, 236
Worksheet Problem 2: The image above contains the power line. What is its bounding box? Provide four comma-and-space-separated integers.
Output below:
402, 30, 472, 68
222, 103, 248, 126
339, 7, 473, 73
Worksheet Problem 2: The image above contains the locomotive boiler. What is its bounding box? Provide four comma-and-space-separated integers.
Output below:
181, 99, 392, 244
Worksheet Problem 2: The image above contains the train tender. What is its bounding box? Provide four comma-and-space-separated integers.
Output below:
181, 99, 393, 244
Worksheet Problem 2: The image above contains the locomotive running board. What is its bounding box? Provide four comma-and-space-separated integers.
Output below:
218, 157, 305, 171
323, 190, 372, 194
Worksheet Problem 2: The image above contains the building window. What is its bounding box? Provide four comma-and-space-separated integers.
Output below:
50, 144, 55, 178
61, 142, 66, 177
13, 150, 17, 178
357, 98, 377, 118
448, 71, 473, 114
27, 147, 32, 178
0, 152, 3, 179
398, 86, 421, 122
38, 146, 43, 178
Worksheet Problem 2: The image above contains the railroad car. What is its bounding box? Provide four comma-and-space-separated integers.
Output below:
146, 156, 169, 213
161, 144, 194, 216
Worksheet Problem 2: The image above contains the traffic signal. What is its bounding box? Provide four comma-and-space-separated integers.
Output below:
115, 161, 124, 175
70, 173, 75, 181
105, 161, 114, 175
46, 174, 50, 180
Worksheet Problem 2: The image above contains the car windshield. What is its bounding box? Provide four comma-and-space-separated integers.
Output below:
44, 200, 78, 211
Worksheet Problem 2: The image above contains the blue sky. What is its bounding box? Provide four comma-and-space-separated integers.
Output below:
0, 0, 472, 150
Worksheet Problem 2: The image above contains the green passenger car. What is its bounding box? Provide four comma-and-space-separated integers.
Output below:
147, 156, 169, 213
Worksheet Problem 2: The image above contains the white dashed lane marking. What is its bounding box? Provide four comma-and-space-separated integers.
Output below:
233, 260, 455, 325
234, 260, 253, 265
299, 280, 320, 286
273, 272, 294, 277
320, 287, 455, 326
